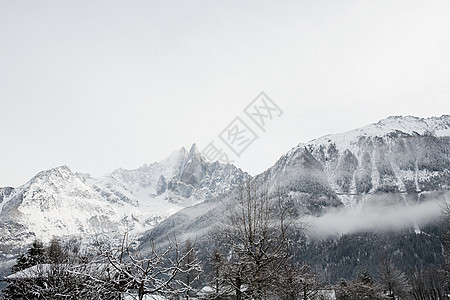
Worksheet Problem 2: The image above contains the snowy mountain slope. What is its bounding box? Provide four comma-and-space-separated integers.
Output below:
253, 115, 450, 209
140, 115, 450, 248
302, 115, 450, 153
0, 144, 248, 257
292, 115, 450, 206
0, 166, 125, 252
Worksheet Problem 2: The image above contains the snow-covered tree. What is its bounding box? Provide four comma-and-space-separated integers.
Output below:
2, 234, 202, 300
97, 232, 202, 300
2, 239, 118, 299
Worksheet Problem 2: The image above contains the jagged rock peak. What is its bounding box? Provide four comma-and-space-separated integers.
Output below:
187, 143, 202, 160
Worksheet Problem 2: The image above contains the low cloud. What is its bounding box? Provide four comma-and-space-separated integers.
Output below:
305, 195, 449, 239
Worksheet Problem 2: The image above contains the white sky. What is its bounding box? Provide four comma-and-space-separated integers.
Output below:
1, 0, 449, 187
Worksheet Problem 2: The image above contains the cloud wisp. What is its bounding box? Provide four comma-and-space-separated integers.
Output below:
305, 195, 448, 239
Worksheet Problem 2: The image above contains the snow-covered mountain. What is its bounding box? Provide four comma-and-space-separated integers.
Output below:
0, 144, 248, 257
266, 114, 450, 208
139, 115, 450, 247
2, 115, 449, 259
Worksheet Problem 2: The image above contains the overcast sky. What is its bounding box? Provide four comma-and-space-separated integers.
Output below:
1, 0, 449, 187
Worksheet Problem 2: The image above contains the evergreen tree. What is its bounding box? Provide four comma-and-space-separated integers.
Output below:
47, 237, 67, 264
11, 240, 45, 273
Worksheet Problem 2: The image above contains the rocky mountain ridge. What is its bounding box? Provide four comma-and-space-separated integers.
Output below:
268, 114, 450, 208
0, 144, 248, 257
139, 115, 450, 248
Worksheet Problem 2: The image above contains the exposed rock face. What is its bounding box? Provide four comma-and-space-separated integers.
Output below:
156, 175, 167, 195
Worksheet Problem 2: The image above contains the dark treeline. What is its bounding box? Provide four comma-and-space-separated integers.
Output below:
297, 224, 445, 284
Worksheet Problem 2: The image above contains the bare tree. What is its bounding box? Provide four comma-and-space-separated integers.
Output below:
179, 238, 201, 299
377, 255, 411, 299
205, 244, 233, 299
276, 262, 321, 300
211, 244, 222, 297
212, 180, 294, 300
336, 269, 388, 300
47, 237, 67, 264
2, 233, 202, 299
98, 232, 202, 300
409, 266, 447, 300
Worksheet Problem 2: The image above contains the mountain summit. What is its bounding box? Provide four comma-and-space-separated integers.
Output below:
304, 115, 450, 152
